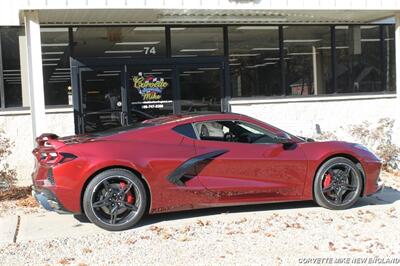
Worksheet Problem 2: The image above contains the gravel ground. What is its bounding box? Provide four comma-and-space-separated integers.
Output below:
0, 173, 399, 266
0, 198, 44, 218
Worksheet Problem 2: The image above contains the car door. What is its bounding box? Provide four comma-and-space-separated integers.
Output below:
193, 120, 308, 201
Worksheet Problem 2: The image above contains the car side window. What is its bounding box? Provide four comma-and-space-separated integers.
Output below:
234, 121, 277, 144
172, 124, 197, 139
196, 122, 223, 136
194, 120, 278, 144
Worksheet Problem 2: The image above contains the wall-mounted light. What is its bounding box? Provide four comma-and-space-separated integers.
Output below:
251, 48, 279, 51
230, 53, 260, 57
43, 58, 61, 61
236, 26, 279, 30
42, 51, 64, 55
134, 27, 164, 31
41, 43, 69, 47
104, 50, 143, 53
115, 41, 160, 45
284, 39, 321, 43
180, 48, 217, 52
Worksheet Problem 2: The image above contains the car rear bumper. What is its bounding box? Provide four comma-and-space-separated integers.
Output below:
32, 186, 71, 214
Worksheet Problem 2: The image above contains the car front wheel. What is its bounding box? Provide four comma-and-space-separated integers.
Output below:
83, 168, 147, 231
314, 157, 362, 210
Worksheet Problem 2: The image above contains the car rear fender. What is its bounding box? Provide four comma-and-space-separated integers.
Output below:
78, 159, 154, 212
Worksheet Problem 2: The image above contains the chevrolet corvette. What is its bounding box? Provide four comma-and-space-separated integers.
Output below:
32, 113, 383, 231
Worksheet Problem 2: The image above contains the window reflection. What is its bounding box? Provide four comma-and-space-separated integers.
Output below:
383, 25, 395, 92
1, 27, 23, 108
171, 27, 223, 57
73, 27, 166, 58
81, 67, 122, 133
1, 23, 396, 112
284, 26, 332, 96
41, 27, 71, 106
180, 66, 221, 112
229, 26, 281, 97
336, 25, 383, 93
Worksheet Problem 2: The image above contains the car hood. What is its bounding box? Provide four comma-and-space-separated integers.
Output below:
299, 140, 380, 162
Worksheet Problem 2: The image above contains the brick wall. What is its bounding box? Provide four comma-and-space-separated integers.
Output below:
0, 109, 74, 186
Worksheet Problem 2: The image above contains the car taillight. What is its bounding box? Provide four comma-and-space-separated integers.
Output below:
39, 152, 77, 165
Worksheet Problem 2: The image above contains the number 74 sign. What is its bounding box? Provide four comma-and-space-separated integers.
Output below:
144, 46, 156, 55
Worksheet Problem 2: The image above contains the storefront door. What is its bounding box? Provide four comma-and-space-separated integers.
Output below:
78, 66, 126, 133
126, 65, 174, 123
71, 58, 229, 133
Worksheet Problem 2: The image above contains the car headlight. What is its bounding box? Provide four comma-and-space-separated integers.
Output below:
353, 144, 371, 152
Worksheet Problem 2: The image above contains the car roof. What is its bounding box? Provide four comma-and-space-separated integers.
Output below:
143, 112, 244, 125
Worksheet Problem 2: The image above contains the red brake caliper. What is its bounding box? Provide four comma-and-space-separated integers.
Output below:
119, 182, 135, 204
323, 173, 332, 189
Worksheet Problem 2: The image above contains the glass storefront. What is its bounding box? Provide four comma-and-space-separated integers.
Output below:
229, 26, 281, 97
171, 27, 224, 57
383, 25, 396, 92
284, 26, 332, 96
41, 27, 71, 106
79, 66, 124, 132
127, 66, 174, 118
0, 24, 397, 133
73, 26, 166, 59
179, 65, 222, 112
72, 59, 226, 133
0, 27, 23, 108
336, 25, 382, 93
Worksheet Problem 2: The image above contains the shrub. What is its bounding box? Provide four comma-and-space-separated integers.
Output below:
312, 130, 338, 141
0, 129, 17, 190
312, 118, 400, 172
349, 118, 400, 172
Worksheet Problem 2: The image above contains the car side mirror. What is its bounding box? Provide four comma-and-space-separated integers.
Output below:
274, 134, 296, 150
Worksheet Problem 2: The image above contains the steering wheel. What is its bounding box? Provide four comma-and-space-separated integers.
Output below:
238, 133, 252, 143
223, 132, 236, 142
250, 134, 268, 143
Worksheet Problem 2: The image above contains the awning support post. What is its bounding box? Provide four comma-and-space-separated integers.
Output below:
24, 11, 46, 145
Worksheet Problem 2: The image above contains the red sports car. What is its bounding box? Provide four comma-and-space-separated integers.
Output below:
32, 113, 383, 231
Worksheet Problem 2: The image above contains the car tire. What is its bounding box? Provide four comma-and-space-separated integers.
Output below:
83, 168, 147, 231
314, 157, 362, 210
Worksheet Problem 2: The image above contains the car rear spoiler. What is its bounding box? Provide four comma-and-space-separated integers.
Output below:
35, 133, 64, 149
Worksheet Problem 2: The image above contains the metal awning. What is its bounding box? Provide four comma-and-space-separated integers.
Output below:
35, 9, 396, 25
1, 0, 400, 26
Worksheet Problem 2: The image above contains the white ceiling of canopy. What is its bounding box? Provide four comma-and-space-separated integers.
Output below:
35, 9, 395, 25
1, 0, 398, 26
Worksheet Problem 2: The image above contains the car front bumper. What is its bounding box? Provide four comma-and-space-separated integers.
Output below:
375, 178, 384, 194
32, 186, 71, 214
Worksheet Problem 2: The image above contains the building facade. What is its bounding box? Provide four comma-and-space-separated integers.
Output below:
0, 0, 399, 184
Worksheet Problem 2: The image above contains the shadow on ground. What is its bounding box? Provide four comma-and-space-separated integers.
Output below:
73, 187, 400, 228
356, 187, 400, 206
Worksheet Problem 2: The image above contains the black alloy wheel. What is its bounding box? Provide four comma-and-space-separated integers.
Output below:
83, 169, 147, 231
314, 157, 362, 210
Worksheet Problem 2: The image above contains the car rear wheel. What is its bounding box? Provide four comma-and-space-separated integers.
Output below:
83, 169, 147, 231
314, 157, 362, 210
